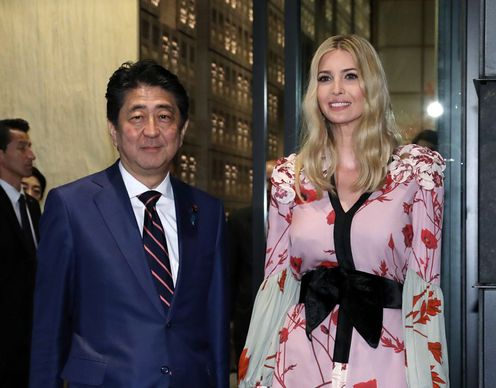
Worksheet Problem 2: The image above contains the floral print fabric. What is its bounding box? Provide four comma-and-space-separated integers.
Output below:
239, 144, 449, 387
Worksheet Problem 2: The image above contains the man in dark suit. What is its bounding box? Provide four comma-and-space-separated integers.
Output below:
227, 160, 275, 368
30, 60, 229, 388
0, 118, 41, 388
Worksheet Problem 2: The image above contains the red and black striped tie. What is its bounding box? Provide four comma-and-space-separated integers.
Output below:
138, 190, 174, 310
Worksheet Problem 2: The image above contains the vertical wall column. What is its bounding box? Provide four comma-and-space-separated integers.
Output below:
251, 0, 268, 295
283, 0, 301, 155
476, 78, 496, 388
437, 0, 464, 385
475, 0, 496, 386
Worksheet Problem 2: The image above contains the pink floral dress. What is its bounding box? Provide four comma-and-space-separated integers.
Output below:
239, 144, 449, 388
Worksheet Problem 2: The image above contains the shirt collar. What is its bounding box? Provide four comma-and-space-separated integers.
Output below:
118, 161, 173, 200
0, 178, 23, 203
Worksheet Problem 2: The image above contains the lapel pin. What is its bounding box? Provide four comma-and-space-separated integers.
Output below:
190, 204, 199, 226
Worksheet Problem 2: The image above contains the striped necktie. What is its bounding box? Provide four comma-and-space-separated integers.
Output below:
138, 190, 174, 310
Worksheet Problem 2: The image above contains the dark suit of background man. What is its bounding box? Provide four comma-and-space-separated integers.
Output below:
227, 160, 275, 370
29, 60, 229, 388
0, 118, 41, 388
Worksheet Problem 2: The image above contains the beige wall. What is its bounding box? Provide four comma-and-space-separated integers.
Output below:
0, 0, 138, 198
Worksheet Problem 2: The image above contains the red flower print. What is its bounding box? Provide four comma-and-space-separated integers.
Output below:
319, 260, 338, 268
295, 187, 318, 204
278, 269, 287, 292
354, 379, 377, 388
412, 289, 427, 307
290, 256, 302, 273
331, 309, 339, 325
384, 173, 393, 188
320, 325, 329, 335
302, 187, 318, 202
378, 260, 388, 276
417, 154, 433, 165
421, 228, 438, 249
381, 335, 405, 353
433, 171, 443, 188
279, 327, 289, 343
402, 224, 414, 248
327, 210, 336, 225
388, 234, 395, 249
403, 202, 413, 215
426, 296, 442, 316
414, 296, 442, 324
273, 190, 285, 201
428, 341, 443, 363
431, 368, 447, 388
238, 348, 250, 383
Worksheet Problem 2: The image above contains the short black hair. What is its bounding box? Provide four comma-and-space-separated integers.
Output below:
0, 118, 30, 151
105, 60, 189, 128
31, 167, 47, 199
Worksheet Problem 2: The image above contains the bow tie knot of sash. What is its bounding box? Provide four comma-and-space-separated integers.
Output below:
299, 266, 403, 362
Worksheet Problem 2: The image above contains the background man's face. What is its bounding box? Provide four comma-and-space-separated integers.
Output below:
22, 175, 42, 201
0, 129, 35, 186
109, 85, 187, 187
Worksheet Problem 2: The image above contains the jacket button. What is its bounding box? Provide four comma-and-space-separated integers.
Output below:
160, 365, 170, 375
166, 321, 172, 328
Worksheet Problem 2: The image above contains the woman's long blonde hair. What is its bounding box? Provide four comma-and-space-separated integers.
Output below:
295, 34, 401, 198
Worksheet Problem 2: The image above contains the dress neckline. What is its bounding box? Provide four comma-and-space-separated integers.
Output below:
329, 175, 372, 215
330, 190, 371, 215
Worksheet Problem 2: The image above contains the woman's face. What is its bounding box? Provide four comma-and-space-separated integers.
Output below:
316, 49, 365, 133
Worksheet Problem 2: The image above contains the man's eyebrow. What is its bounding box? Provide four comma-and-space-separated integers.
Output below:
128, 103, 176, 112
156, 104, 176, 113
16, 139, 30, 146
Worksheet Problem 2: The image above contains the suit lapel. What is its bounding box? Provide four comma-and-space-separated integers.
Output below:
170, 177, 197, 295
0, 185, 31, 254
92, 163, 165, 317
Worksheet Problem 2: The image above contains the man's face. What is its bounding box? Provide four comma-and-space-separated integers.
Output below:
109, 85, 188, 188
21, 175, 42, 201
0, 129, 35, 188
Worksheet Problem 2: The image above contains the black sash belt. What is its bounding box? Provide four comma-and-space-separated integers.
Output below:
299, 266, 403, 363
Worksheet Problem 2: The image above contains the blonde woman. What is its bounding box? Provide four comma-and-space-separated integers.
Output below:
239, 35, 449, 387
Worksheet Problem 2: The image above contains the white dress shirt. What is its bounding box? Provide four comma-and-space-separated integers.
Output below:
118, 162, 179, 284
0, 178, 37, 248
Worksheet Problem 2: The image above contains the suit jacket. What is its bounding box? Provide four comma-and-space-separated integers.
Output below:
226, 206, 254, 363
29, 162, 229, 388
0, 186, 40, 388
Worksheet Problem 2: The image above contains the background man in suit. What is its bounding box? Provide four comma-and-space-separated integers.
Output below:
0, 118, 40, 388
227, 160, 275, 371
30, 60, 229, 388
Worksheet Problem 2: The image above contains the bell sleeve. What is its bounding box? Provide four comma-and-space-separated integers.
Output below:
401, 146, 450, 387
